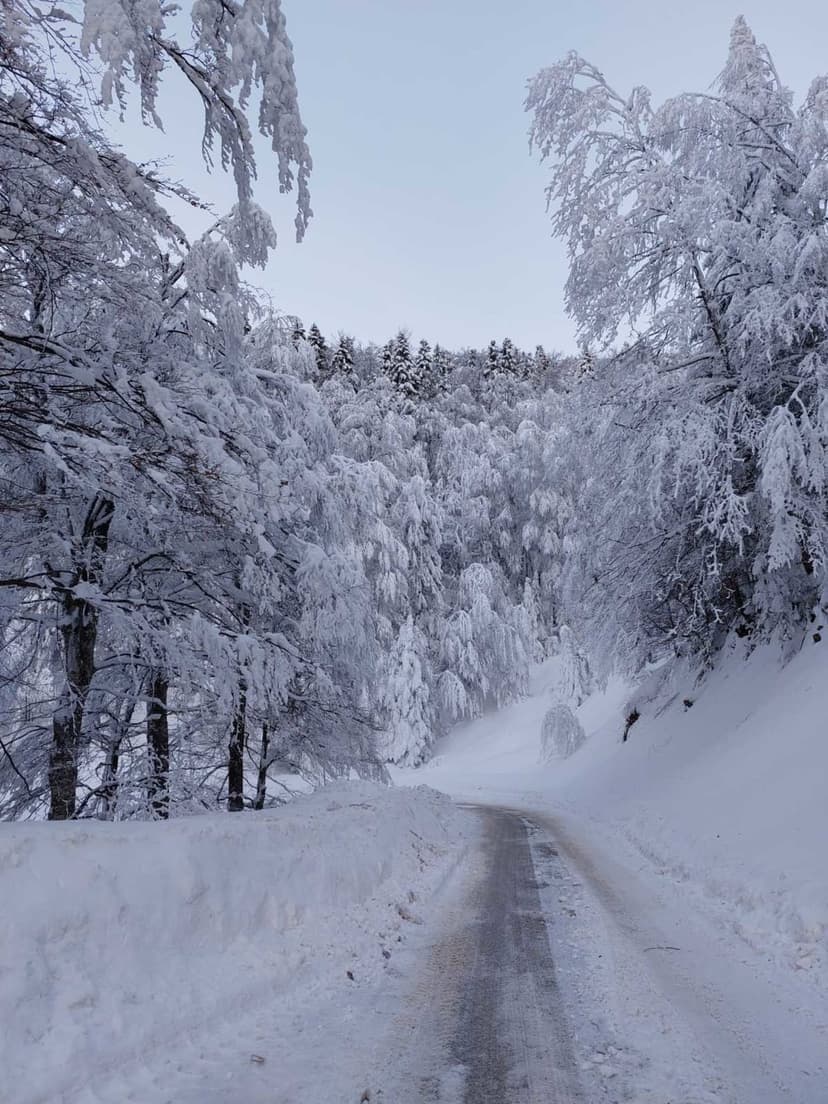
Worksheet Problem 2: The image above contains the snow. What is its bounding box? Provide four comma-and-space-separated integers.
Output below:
539, 701, 586, 759
408, 640, 828, 981
395, 640, 828, 1101
0, 783, 471, 1104
4, 641, 827, 1103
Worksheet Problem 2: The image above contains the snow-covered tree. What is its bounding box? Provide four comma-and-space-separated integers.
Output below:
0, 0, 359, 819
527, 18, 828, 667
307, 323, 329, 376
533, 345, 550, 379
413, 339, 433, 399
437, 564, 529, 722
432, 344, 451, 392
380, 617, 433, 765
499, 338, 517, 375
394, 476, 444, 622
330, 334, 356, 383
485, 339, 500, 378
384, 330, 418, 400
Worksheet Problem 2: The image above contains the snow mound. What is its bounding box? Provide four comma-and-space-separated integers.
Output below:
540, 703, 586, 760
0, 783, 468, 1104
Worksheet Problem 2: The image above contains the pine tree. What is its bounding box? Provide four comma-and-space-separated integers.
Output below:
499, 338, 517, 375
432, 344, 451, 392
414, 339, 433, 399
533, 345, 550, 379
307, 323, 329, 376
330, 334, 356, 382
576, 348, 594, 381
387, 330, 417, 399
381, 338, 395, 377
485, 339, 500, 378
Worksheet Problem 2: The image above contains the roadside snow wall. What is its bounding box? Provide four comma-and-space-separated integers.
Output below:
0, 783, 466, 1103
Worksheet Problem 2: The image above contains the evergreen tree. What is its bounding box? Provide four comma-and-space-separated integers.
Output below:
499, 338, 517, 375
381, 338, 395, 377
387, 330, 417, 399
307, 323, 329, 376
291, 318, 306, 346
485, 339, 500, 378
330, 334, 356, 382
414, 339, 433, 399
533, 345, 550, 381
576, 348, 595, 382
432, 344, 451, 392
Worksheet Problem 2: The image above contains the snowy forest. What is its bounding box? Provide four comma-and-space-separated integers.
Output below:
2, 1, 827, 821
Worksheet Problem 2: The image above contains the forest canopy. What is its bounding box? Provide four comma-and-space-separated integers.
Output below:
1, 6, 826, 819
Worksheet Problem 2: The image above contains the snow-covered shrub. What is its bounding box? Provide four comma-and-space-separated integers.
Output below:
556, 625, 591, 706
540, 704, 586, 761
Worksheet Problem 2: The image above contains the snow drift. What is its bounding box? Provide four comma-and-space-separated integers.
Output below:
0, 783, 467, 1104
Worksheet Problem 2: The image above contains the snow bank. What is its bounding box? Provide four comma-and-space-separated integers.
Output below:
560, 642, 828, 979
411, 641, 828, 983
0, 783, 467, 1104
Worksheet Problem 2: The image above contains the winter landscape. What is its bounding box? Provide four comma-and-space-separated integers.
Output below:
2, 0, 828, 1101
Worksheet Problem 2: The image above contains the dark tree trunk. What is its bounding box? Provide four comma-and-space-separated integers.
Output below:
100, 738, 121, 817
147, 672, 170, 819
98, 695, 137, 820
253, 721, 269, 811
99, 726, 123, 820
48, 647, 89, 820
227, 681, 247, 812
48, 496, 113, 820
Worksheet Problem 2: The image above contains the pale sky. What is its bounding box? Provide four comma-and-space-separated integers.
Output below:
121, 0, 828, 352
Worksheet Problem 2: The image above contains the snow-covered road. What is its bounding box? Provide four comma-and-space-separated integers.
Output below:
8, 779, 826, 1103
390, 645, 828, 1102
379, 804, 582, 1102
381, 800, 828, 1103
518, 803, 828, 1104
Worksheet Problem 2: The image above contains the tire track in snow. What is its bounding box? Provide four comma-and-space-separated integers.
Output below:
397, 806, 583, 1103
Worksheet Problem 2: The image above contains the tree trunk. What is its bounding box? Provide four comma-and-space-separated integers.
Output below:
147, 672, 170, 819
48, 596, 98, 820
227, 680, 247, 812
253, 721, 269, 810
97, 695, 137, 820
48, 495, 113, 820
48, 659, 87, 820
99, 729, 123, 821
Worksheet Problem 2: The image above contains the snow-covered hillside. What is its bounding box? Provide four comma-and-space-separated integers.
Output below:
0, 784, 470, 1104
406, 639, 828, 984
